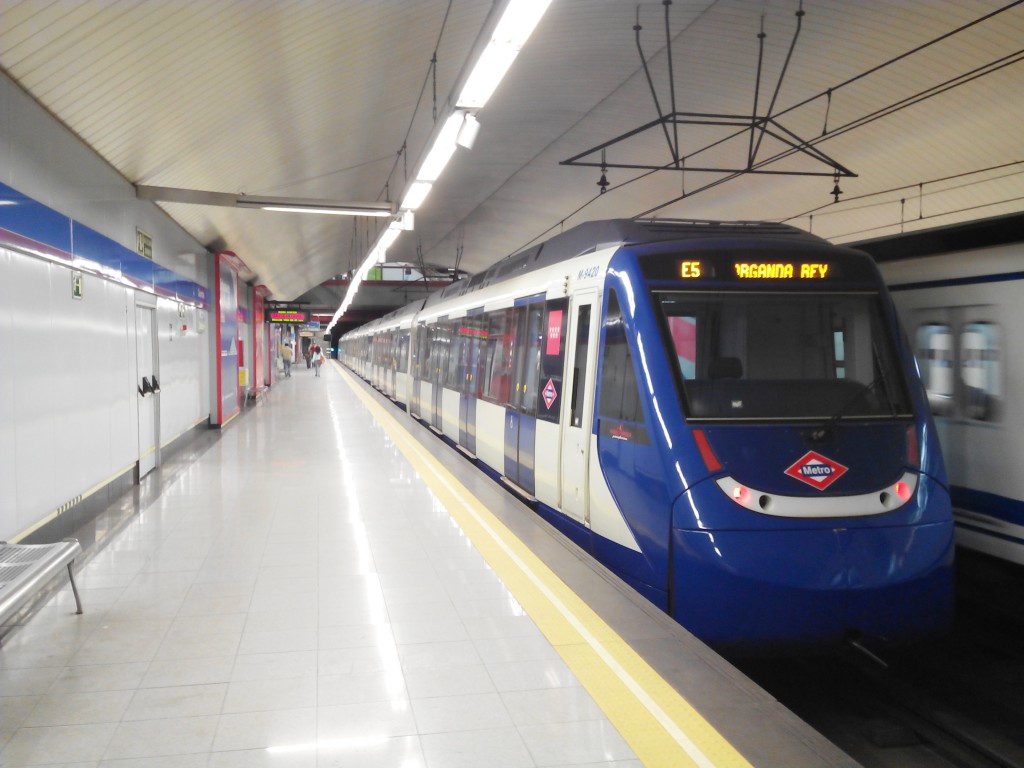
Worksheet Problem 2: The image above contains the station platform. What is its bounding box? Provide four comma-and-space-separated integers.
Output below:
0, 360, 859, 768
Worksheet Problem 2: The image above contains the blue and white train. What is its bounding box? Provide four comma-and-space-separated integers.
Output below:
872, 215, 1024, 568
341, 219, 954, 652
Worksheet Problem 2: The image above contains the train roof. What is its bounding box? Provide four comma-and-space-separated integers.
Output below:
421, 218, 826, 311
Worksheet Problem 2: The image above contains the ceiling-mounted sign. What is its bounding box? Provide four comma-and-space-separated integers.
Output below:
72, 270, 84, 299
270, 310, 308, 323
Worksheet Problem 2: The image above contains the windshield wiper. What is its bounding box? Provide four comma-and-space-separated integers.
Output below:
871, 340, 898, 418
807, 378, 881, 444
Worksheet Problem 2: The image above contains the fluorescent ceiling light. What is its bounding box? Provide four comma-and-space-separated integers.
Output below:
236, 199, 393, 217
379, 227, 402, 251
417, 113, 465, 182
256, 205, 391, 217
401, 181, 433, 211
456, 0, 554, 109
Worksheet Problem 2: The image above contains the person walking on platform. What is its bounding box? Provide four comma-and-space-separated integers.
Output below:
282, 342, 293, 377
304, 343, 312, 369
312, 344, 323, 377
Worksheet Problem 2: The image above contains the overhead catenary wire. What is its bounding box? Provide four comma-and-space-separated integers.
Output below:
375, 0, 455, 204
551, 0, 1023, 226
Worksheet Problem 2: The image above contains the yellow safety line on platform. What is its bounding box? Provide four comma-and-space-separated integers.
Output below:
341, 370, 753, 768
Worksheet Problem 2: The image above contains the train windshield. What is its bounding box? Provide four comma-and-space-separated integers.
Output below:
656, 292, 913, 421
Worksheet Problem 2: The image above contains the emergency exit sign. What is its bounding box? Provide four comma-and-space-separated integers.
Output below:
136, 228, 153, 259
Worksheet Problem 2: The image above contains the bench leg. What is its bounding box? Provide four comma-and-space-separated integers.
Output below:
66, 561, 84, 615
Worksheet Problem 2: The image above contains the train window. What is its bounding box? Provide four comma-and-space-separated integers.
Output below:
413, 325, 428, 381
598, 289, 644, 424
666, 316, 697, 380
433, 323, 452, 385
833, 331, 846, 378
960, 322, 1002, 422
466, 316, 486, 395
537, 299, 567, 423
915, 323, 954, 415
481, 309, 515, 404
446, 323, 464, 389
397, 332, 410, 374
450, 317, 483, 394
657, 292, 912, 420
513, 304, 545, 416
570, 304, 592, 428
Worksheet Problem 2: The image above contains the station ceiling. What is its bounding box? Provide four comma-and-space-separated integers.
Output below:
1, 1, 1022, 310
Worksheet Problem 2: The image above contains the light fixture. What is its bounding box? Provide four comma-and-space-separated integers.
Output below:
400, 181, 433, 211
456, 0, 554, 109
456, 113, 481, 149
236, 197, 393, 217
329, 0, 554, 324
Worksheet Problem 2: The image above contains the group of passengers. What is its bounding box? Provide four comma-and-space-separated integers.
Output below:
279, 341, 324, 378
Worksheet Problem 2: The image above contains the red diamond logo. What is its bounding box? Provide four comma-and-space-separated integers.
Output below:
542, 378, 558, 410
784, 451, 848, 491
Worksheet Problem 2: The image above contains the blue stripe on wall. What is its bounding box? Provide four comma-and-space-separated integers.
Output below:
888, 271, 1024, 292
0, 181, 207, 307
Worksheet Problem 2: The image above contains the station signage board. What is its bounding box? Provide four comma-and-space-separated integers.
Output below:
270, 310, 308, 323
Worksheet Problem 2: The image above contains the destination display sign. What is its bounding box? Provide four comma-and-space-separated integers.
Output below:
639, 250, 877, 285
270, 310, 308, 323
678, 260, 831, 280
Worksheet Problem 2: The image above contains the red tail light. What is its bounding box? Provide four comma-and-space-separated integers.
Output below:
906, 425, 919, 468
693, 429, 722, 472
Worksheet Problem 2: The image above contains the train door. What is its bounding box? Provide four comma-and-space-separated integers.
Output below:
411, 324, 425, 418
432, 322, 450, 431
504, 302, 544, 495
458, 314, 483, 455
135, 304, 159, 480
389, 331, 398, 397
559, 290, 597, 524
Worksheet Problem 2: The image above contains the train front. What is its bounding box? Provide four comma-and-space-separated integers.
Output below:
622, 238, 955, 652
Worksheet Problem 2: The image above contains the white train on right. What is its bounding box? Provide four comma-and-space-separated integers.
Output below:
869, 215, 1023, 566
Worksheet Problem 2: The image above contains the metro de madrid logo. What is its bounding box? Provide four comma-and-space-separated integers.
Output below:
784, 451, 848, 490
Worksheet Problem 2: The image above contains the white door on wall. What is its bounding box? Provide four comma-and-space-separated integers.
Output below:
136, 305, 158, 479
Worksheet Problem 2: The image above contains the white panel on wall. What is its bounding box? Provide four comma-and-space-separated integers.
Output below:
52, 272, 131, 500
109, 283, 137, 472
11, 256, 59, 535
0, 250, 19, 535
156, 296, 206, 443
0, 72, 212, 540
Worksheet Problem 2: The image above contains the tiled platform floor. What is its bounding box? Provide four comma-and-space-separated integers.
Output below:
0, 361, 641, 768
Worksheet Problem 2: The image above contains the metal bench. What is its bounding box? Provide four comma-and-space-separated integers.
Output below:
245, 386, 268, 406
0, 538, 83, 639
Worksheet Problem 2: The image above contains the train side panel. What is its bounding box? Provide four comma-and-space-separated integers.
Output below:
883, 243, 1024, 563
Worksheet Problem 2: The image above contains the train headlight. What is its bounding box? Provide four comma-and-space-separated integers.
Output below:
716, 472, 918, 517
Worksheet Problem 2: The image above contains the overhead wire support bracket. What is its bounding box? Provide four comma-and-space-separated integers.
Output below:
562, 1, 855, 196
561, 111, 855, 179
